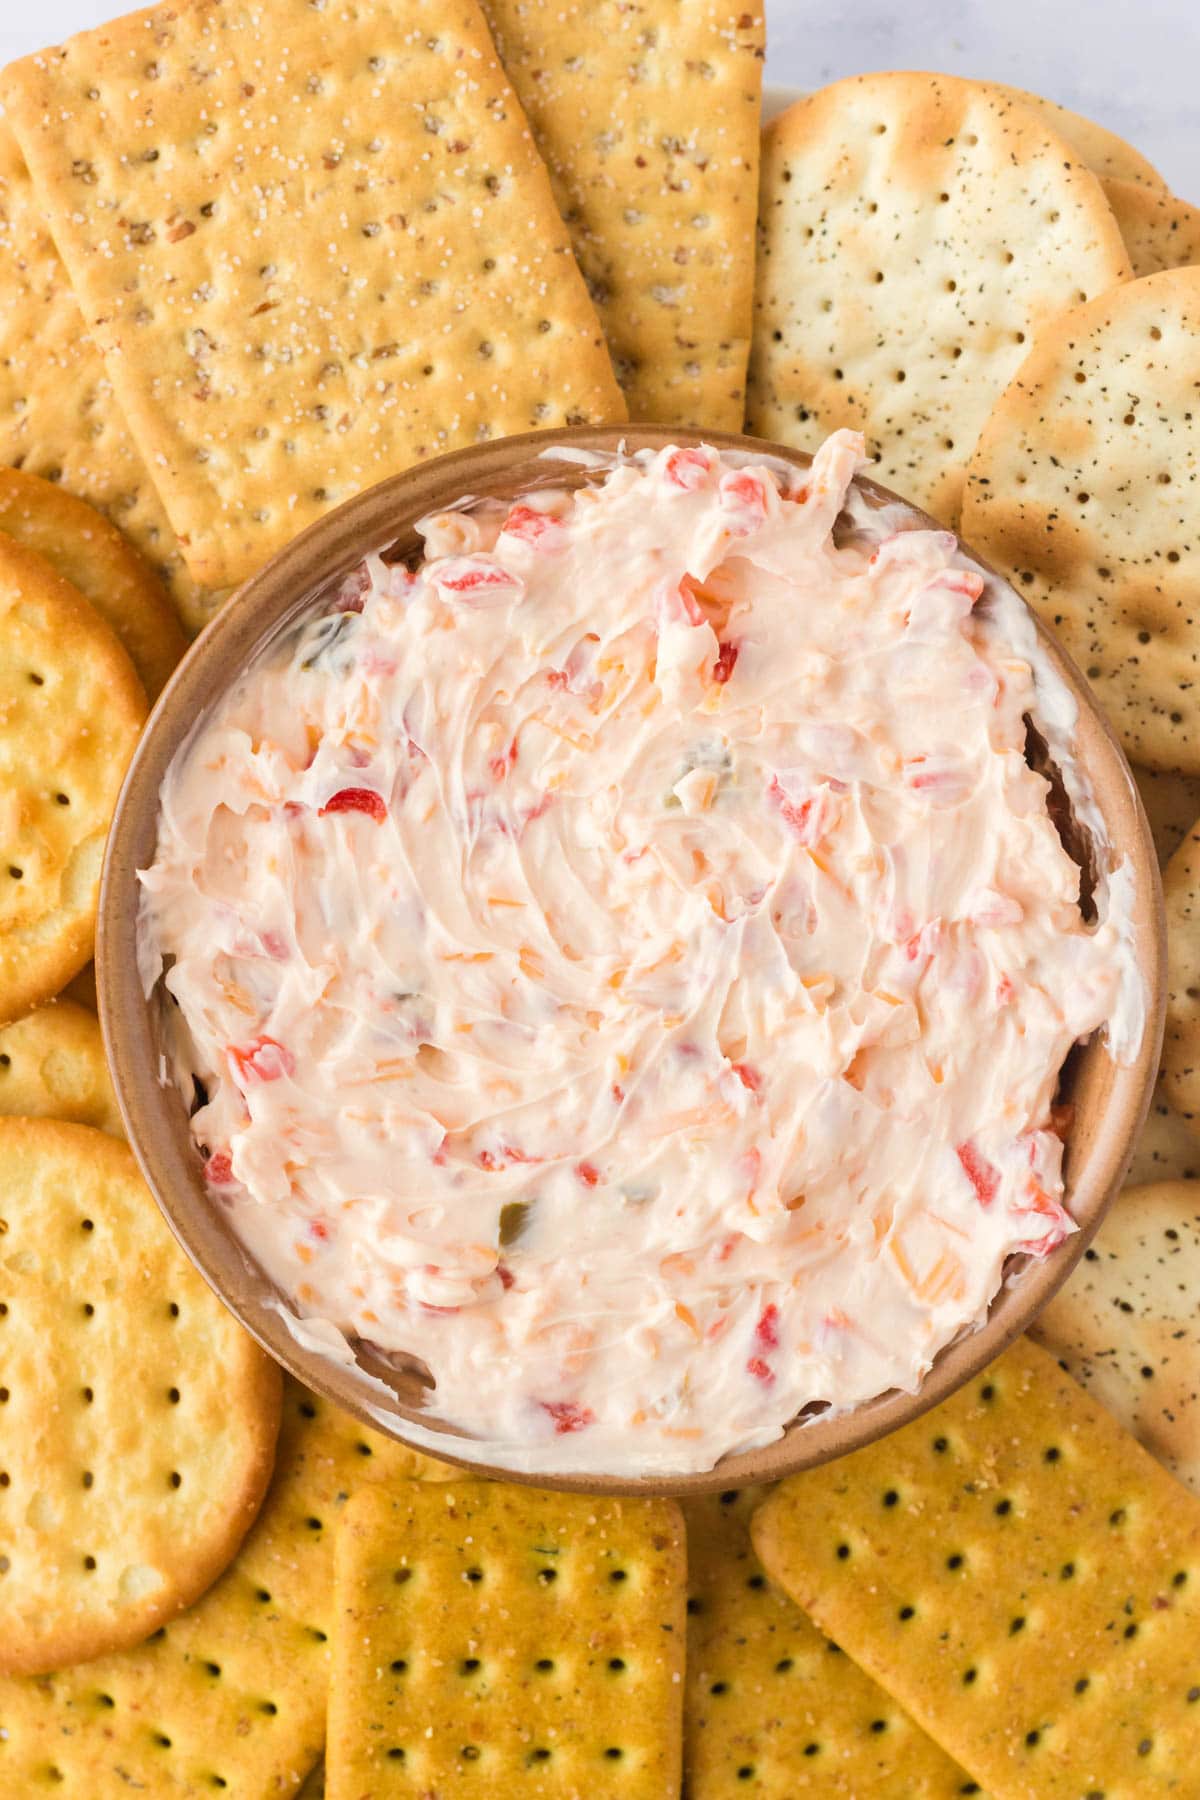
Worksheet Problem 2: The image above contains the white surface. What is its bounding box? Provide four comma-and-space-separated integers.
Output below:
0, 0, 1197, 197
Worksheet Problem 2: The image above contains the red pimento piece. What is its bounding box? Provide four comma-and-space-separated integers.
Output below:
546, 669, 569, 690
309, 1219, 329, 1241
713, 641, 739, 684
435, 556, 522, 602
746, 1356, 775, 1386
576, 1161, 601, 1188
501, 504, 565, 548
956, 1140, 1000, 1208
230, 1036, 294, 1084
205, 1150, 234, 1186
732, 1062, 762, 1093
477, 1149, 503, 1172
541, 1400, 595, 1435
663, 447, 712, 490
715, 1233, 740, 1263
767, 775, 818, 843
497, 1263, 515, 1291
755, 1303, 780, 1350
611, 1082, 626, 1104
718, 469, 769, 534
996, 972, 1016, 1006
320, 787, 386, 822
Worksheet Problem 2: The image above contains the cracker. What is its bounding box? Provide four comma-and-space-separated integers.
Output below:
0, 532, 146, 1023
0, 120, 213, 634
684, 1488, 981, 1797
2, 0, 626, 592
981, 84, 1166, 188
0, 1119, 282, 1675
480, 0, 765, 429
1162, 820, 1200, 1135
1133, 764, 1200, 867
328, 1479, 685, 1798
753, 1338, 1200, 1798
0, 1378, 454, 1794
1102, 177, 1200, 279
747, 73, 1130, 523
1127, 1081, 1200, 1186
1032, 1183, 1200, 1496
0, 998, 122, 1135
961, 267, 1200, 772
64, 962, 99, 1012
0, 467, 186, 698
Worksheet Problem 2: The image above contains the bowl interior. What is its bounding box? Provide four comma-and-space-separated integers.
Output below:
98, 424, 1166, 1494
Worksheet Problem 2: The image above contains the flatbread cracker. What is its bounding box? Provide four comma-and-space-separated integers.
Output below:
0, 1120, 282, 1675
2, 0, 626, 592
1103, 177, 1200, 278
1162, 820, 1200, 1135
982, 84, 1166, 188
747, 72, 1130, 523
328, 1479, 685, 1798
962, 267, 1200, 772
0, 467, 185, 698
0, 998, 122, 1135
684, 1488, 982, 1797
480, 0, 765, 429
0, 532, 146, 1023
0, 1379, 454, 1795
1033, 1183, 1200, 1496
753, 1338, 1200, 1798
0, 120, 213, 634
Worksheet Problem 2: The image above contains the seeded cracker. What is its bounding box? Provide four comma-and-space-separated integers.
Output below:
0, 998, 122, 1135
328, 1480, 685, 1798
748, 72, 1130, 523
684, 1489, 982, 1797
480, 0, 765, 429
962, 267, 1200, 773
1102, 178, 1200, 279
0, 1380, 455, 1794
0, 121, 212, 633
1, 0, 626, 593
753, 1338, 1200, 1798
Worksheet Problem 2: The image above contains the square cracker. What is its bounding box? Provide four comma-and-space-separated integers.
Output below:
684, 1488, 983, 1797
328, 1479, 685, 1797
480, 0, 765, 430
2, 0, 625, 592
753, 1338, 1200, 1799
0, 1379, 454, 1796
0, 121, 211, 632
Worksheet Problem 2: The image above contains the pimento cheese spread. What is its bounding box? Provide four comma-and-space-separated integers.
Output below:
140, 431, 1143, 1475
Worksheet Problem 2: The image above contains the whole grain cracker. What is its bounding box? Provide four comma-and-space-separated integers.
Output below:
0, 467, 185, 698
684, 1488, 983, 1797
1102, 177, 1200, 279
328, 1479, 685, 1798
1162, 821, 1200, 1134
1032, 1183, 1200, 1496
961, 267, 1200, 771
0, 120, 213, 633
0, 998, 122, 1135
0, 533, 146, 1023
747, 72, 1130, 523
0, 1378, 454, 1795
480, 0, 765, 429
0, 1120, 282, 1675
753, 1338, 1200, 1799
981, 84, 1166, 188
2, 0, 626, 592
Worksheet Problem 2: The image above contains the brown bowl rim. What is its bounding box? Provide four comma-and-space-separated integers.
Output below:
98, 423, 1166, 1494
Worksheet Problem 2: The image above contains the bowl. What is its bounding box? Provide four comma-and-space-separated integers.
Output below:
97, 423, 1166, 1495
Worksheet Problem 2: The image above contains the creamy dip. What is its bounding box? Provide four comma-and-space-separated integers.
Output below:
140, 431, 1143, 1475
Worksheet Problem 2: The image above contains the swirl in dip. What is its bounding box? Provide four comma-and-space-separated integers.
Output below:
140, 431, 1142, 1475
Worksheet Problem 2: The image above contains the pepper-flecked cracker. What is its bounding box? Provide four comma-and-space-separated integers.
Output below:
0, 1380, 455, 1795
747, 72, 1130, 524
0, 121, 212, 634
981, 83, 1166, 188
1033, 1183, 1200, 1497
328, 1480, 686, 1798
1102, 178, 1200, 279
961, 268, 1200, 773
2, 0, 626, 593
0, 1120, 282, 1675
753, 1338, 1200, 1799
1161, 821, 1200, 1135
0, 998, 122, 1135
684, 1489, 983, 1798
1134, 764, 1200, 868
1126, 1081, 1200, 1186
0, 533, 146, 1023
480, 0, 765, 430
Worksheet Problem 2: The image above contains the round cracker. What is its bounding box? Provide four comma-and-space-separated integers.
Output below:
1031, 1181, 1200, 1495
0, 998, 122, 1135
0, 1119, 282, 1675
1127, 1082, 1200, 1187
1162, 821, 1200, 1136
747, 71, 1130, 523
1101, 177, 1200, 280
982, 83, 1166, 188
962, 268, 1200, 773
1133, 764, 1200, 868
0, 467, 186, 700
0, 532, 147, 1023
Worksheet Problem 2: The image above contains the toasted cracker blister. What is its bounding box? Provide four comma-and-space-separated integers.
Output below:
328, 1479, 686, 1797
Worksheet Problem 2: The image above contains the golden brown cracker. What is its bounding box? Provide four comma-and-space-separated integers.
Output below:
0, 998, 122, 1135
328, 1479, 685, 1798
1162, 820, 1200, 1134
2, 0, 626, 592
747, 72, 1130, 524
0, 1119, 282, 1675
0, 532, 146, 1023
982, 84, 1166, 188
481, 0, 765, 429
1102, 177, 1200, 278
962, 267, 1200, 772
753, 1338, 1200, 1798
